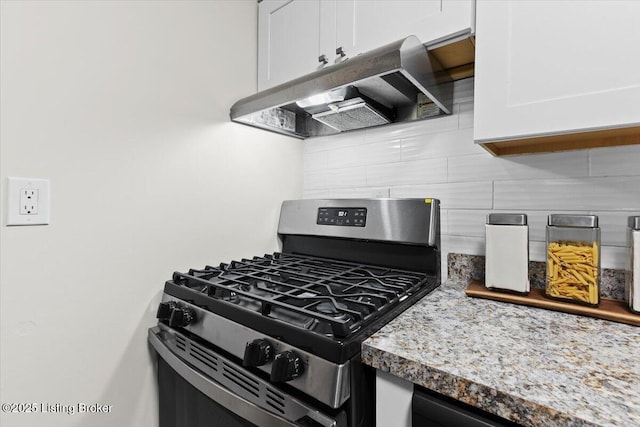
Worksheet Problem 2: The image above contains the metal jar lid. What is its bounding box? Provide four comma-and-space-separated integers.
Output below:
548, 214, 598, 228
487, 213, 527, 226
629, 216, 640, 230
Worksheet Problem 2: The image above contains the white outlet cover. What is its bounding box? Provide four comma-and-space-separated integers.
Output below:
6, 177, 50, 226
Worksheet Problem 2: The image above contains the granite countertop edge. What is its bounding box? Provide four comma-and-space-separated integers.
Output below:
361, 279, 640, 427
361, 345, 595, 427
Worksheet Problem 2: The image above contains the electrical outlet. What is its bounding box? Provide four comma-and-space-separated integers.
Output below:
19, 189, 39, 215
6, 177, 50, 226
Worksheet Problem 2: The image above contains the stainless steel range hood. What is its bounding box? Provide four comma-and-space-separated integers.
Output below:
230, 36, 454, 139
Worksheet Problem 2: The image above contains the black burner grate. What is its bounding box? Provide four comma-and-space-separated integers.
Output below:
171, 253, 429, 338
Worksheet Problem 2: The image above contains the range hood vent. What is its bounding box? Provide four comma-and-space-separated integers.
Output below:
230, 36, 454, 139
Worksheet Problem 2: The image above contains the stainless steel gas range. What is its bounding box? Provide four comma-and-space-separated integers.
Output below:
148, 198, 441, 427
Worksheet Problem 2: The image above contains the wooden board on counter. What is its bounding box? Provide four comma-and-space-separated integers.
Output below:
466, 279, 640, 327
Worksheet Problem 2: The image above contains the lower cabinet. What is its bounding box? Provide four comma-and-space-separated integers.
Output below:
376, 371, 519, 426
376, 371, 413, 427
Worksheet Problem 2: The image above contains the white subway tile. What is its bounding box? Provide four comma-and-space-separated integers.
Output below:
390, 181, 493, 209
458, 101, 474, 129
302, 137, 331, 154
303, 150, 328, 172
303, 131, 366, 154
301, 80, 638, 275
522, 211, 548, 242
303, 189, 332, 199
522, 210, 584, 242
327, 139, 401, 168
447, 210, 490, 237
366, 158, 447, 187
401, 127, 479, 160
327, 187, 390, 198
448, 151, 589, 183
324, 166, 366, 188
446, 209, 583, 242
362, 126, 405, 145
303, 171, 328, 189
440, 208, 449, 235
371, 188, 391, 198
601, 245, 627, 270
529, 241, 547, 262
453, 78, 474, 104
590, 145, 640, 177
441, 234, 485, 255
592, 211, 639, 246
494, 176, 640, 211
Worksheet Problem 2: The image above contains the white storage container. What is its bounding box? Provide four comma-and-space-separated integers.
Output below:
485, 213, 529, 294
626, 216, 640, 313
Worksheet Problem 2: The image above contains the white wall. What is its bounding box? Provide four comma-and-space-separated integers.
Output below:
303, 78, 640, 279
0, 2, 301, 427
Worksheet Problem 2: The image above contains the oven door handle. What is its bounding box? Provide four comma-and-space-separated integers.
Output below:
149, 329, 314, 427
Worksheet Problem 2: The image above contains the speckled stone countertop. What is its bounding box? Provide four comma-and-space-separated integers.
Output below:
362, 280, 640, 427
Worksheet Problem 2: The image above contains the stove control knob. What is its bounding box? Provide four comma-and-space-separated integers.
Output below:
242, 339, 274, 367
156, 301, 177, 320
270, 351, 305, 382
168, 306, 194, 328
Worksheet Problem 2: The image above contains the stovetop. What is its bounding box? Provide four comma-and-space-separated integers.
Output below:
171, 252, 429, 339
163, 252, 438, 363
161, 199, 441, 364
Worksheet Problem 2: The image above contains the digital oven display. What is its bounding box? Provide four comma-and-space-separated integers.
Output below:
317, 207, 367, 227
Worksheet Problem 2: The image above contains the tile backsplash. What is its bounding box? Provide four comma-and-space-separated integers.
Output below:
302, 78, 640, 279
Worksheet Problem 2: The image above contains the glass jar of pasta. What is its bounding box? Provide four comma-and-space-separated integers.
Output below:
546, 215, 600, 306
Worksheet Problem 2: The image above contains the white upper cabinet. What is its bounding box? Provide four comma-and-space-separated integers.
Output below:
474, 0, 640, 152
336, 0, 474, 61
258, 0, 475, 91
258, 0, 335, 91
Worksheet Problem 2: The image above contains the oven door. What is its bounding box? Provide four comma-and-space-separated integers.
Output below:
148, 326, 345, 427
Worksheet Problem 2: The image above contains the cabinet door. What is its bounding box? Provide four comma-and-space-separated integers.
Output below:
258, 0, 335, 90
474, 0, 640, 143
335, 0, 474, 62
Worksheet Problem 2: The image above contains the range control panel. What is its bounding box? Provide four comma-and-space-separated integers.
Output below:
317, 207, 367, 227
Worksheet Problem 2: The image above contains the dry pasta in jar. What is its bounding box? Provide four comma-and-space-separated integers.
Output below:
546, 215, 600, 306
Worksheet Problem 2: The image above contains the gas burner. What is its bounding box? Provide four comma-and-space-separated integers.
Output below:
208, 286, 240, 303
316, 301, 347, 314
253, 277, 280, 290
351, 296, 380, 311
278, 272, 292, 282
316, 301, 351, 322
362, 279, 387, 290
